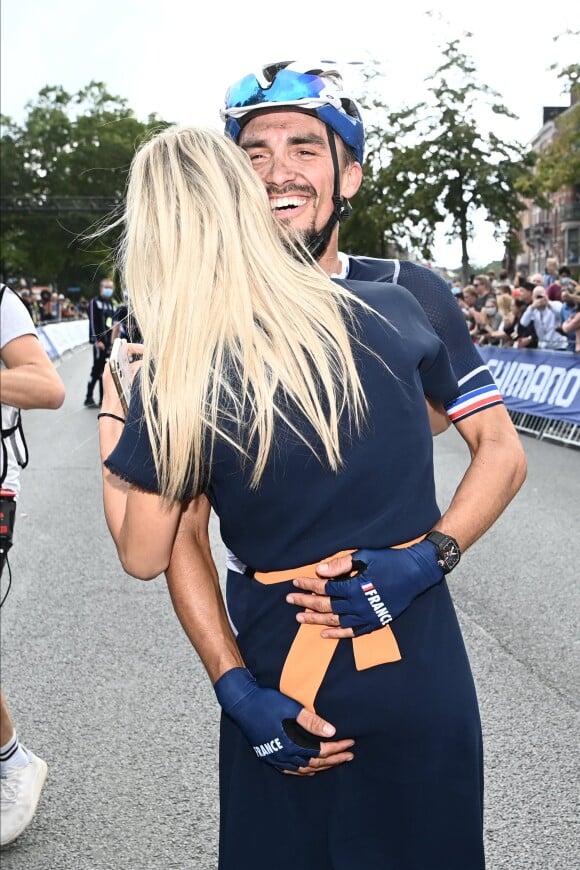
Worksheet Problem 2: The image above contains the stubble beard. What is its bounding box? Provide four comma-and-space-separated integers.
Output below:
276, 216, 320, 262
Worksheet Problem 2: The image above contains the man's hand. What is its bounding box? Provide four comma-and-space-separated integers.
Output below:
214, 668, 354, 776
286, 542, 445, 639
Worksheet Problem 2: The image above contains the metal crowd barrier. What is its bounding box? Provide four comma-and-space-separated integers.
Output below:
508, 410, 580, 449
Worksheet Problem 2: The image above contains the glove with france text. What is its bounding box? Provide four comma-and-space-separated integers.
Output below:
214, 667, 321, 773
324, 540, 445, 636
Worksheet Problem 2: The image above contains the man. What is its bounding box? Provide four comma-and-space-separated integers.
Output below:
1, 284, 65, 846
163, 62, 526, 776
472, 274, 493, 310
84, 278, 115, 408
559, 278, 580, 351
547, 265, 573, 302
519, 286, 568, 350
514, 280, 538, 348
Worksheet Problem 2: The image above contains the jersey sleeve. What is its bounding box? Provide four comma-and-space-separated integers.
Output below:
396, 262, 503, 422
104, 372, 160, 493
417, 340, 460, 408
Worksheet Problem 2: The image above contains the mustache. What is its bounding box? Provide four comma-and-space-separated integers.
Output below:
266, 183, 317, 198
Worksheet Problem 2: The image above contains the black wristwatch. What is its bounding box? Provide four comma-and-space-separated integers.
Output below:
425, 531, 461, 574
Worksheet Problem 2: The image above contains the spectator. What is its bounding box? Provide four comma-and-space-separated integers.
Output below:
501, 298, 529, 347
487, 270, 498, 290
547, 266, 573, 303
543, 257, 559, 291
494, 293, 515, 346
456, 285, 478, 332
529, 273, 544, 287
472, 275, 492, 310
1, 284, 65, 847
498, 268, 511, 287
15, 288, 35, 321
84, 278, 116, 409
36, 290, 54, 324
519, 287, 568, 350
472, 295, 503, 345
560, 284, 580, 352
496, 283, 513, 301
513, 281, 538, 348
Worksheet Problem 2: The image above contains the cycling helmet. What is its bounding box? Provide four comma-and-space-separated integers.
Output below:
221, 60, 365, 164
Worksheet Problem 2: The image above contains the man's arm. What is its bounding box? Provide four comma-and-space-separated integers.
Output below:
290, 403, 526, 637
0, 334, 65, 410
430, 403, 526, 551
165, 498, 356, 773
426, 398, 451, 435
165, 495, 244, 681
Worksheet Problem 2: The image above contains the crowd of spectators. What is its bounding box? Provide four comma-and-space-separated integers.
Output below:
451, 265, 580, 353
10, 285, 90, 325
11, 267, 580, 356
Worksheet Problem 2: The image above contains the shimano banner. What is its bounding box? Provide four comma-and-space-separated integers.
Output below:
478, 347, 580, 425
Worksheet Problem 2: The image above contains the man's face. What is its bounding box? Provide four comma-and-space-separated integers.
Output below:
238, 110, 362, 252
533, 291, 549, 308
100, 280, 114, 296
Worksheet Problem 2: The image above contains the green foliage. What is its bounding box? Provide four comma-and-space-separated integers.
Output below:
533, 82, 580, 192
341, 37, 542, 281
0, 82, 171, 291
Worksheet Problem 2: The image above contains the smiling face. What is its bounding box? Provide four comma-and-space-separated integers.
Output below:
238, 110, 362, 272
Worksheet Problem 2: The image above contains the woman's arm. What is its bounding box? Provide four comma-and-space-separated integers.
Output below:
98, 362, 182, 580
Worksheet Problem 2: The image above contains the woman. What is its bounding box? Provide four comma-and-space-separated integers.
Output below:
99, 125, 485, 869
474, 295, 504, 346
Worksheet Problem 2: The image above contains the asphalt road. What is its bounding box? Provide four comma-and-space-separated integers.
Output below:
1, 345, 578, 870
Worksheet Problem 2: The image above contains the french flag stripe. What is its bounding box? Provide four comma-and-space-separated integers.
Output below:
446, 386, 503, 421
360, 580, 375, 592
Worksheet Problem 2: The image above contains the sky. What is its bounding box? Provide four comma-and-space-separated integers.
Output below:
1, 0, 577, 269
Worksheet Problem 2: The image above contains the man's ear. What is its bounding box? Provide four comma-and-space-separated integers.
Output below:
341, 161, 363, 199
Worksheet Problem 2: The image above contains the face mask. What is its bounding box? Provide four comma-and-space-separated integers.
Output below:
101, 287, 114, 299
484, 306, 497, 315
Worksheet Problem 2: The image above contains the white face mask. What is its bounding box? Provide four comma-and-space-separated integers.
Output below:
484, 306, 497, 315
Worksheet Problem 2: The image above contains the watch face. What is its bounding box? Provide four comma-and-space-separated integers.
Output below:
441, 539, 461, 571
427, 532, 461, 573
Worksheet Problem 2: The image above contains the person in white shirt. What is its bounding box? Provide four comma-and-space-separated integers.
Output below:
519, 286, 568, 350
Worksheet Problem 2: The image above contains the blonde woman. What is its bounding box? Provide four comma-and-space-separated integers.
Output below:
99, 125, 485, 869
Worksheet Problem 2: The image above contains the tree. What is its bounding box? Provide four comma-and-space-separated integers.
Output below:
0, 82, 171, 292
341, 38, 540, 282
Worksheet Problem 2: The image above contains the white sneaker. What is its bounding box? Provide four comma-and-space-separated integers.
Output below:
1, 748, 48, 846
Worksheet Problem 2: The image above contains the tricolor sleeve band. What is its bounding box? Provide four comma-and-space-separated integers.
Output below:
445, 384, 504, 423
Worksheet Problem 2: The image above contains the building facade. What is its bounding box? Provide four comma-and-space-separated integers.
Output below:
516, 94, 579, 277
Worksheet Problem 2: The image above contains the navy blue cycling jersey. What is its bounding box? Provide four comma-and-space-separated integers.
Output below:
106, 280, 459, 569
343, 255, 504, 422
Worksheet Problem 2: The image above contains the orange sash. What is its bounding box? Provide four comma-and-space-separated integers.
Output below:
253, 536, 424, 712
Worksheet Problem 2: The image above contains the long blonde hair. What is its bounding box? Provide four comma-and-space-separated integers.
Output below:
119, 125, 367, 501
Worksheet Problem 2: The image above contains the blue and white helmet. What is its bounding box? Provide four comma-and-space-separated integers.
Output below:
221, 60, 365, 164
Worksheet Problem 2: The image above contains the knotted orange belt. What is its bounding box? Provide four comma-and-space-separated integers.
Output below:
251, 536, 424, 712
